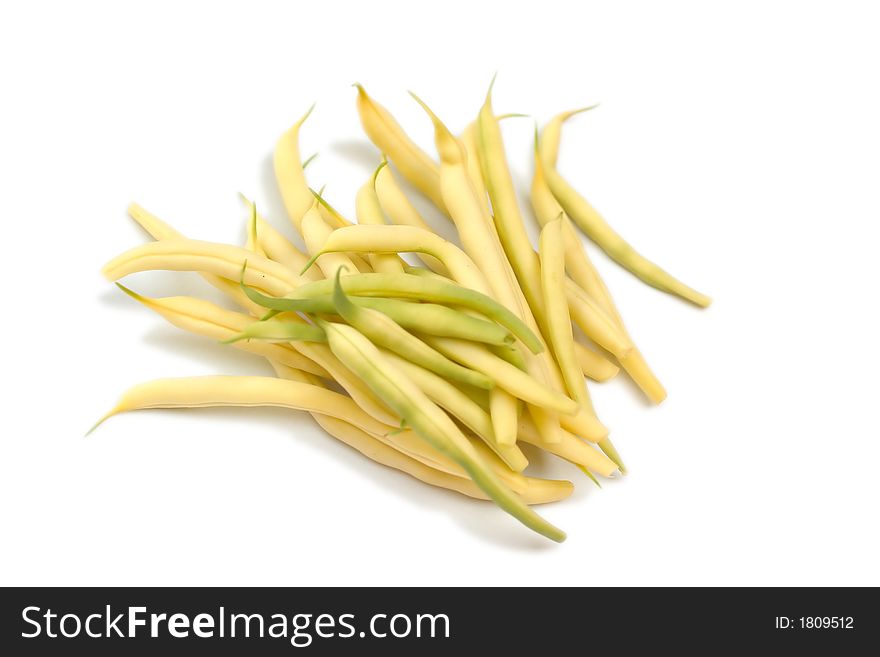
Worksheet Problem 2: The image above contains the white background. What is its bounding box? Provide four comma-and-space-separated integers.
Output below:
1, 0, 878, 586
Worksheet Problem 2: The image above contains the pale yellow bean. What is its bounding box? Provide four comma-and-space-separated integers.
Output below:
126, 203, 266, 315
102, 238, 300, 297
540, 218, 590, 406
354, 84, 447, 213
274, 105, 317, 231
540, 110, 711, 307
533, 126, 666, 402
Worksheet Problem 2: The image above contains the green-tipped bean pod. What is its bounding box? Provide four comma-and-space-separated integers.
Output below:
539, 110, 712, 308
354, 84, 447, 213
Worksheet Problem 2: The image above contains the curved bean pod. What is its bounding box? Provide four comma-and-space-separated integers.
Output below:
533, 126, 666, 402
354, 84, 447, 213
274, 105, 318, 231
478, 84, 548, 330
540, 217, 591, 406
102, 238, 300, 296
539, 110, 712, 308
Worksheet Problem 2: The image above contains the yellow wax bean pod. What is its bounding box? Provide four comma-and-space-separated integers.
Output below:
539, 217, 591, 406
102, 238, 300, 297
534, 123, 666, 403
488, 388, 520, 448
96, 372, 460, 482
318, 317, 565, 542
330, 270, 493, 390
238, 194, 322, 282
93, 375, 394, 435
354, 84, 447, 213
354, 164, 405, 275
517, 416, 619, 478
373, 159, 449, 275
306, 224, 491, 296
573, 342, 620, 382
422, 336, 578, 416
531, 140, 610, 308
539, 110, 712, 308
127, 203, 265, 315
477, 83, 548, 329
115, 284, 329, 378
274, 105, 319, 232
300, 205, 362, 279
379, 349, 528, 473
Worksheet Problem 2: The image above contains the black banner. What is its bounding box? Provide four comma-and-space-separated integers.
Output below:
1, 587, 875, 654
